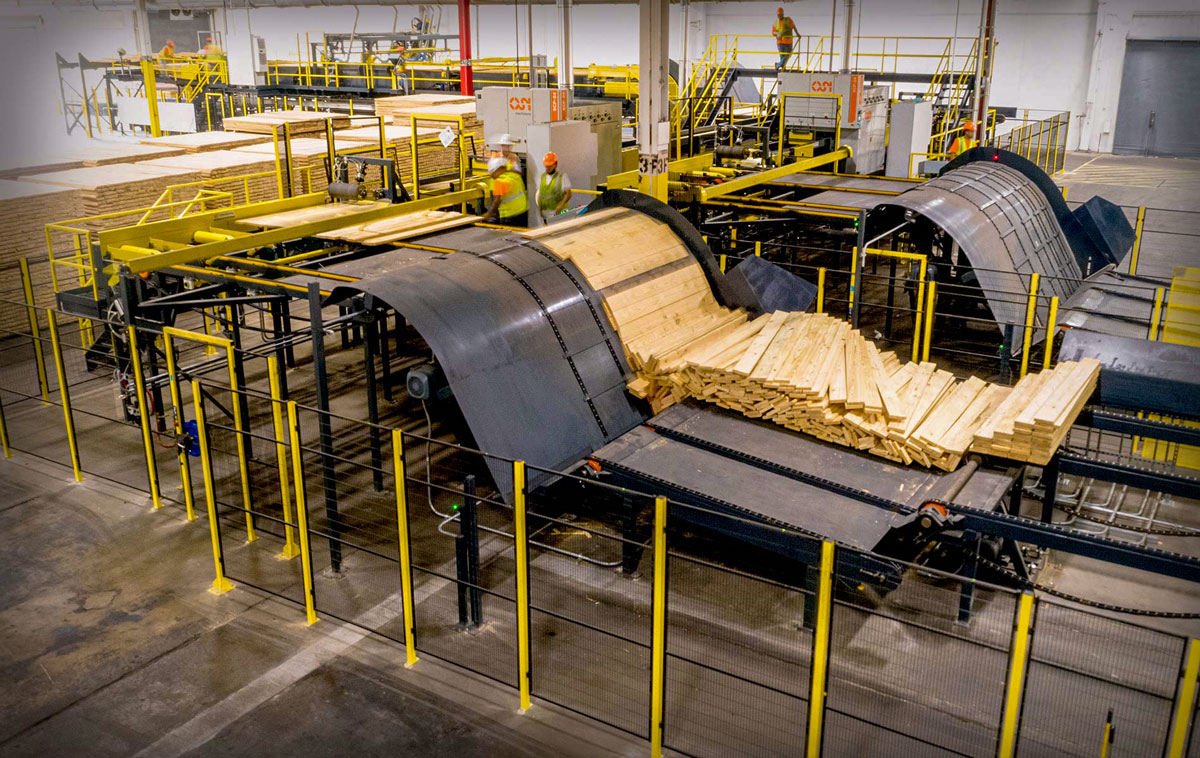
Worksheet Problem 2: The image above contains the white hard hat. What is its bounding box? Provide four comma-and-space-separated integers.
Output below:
487, 156, 507, 173
497, 133, 515, 146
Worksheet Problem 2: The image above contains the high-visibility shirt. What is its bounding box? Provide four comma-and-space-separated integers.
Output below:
159, 45, 175, 58
948, 136, 978, 157
537, 170, 571, 211
492, 170, 528, 218
772, 17, 797, 45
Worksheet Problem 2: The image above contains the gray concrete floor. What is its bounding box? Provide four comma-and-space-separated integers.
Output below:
0, 453, 646, 758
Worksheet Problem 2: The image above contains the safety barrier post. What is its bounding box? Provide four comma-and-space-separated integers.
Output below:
0, 390, 10, 459
1149, 287, 1165, 341
911, 262, 927, 363
19, 259, 50, 402
1043, 296, 1059, 370
286, 401, 318, 625
806, 539, 835, 758
127, 326, 162, 509
719, 254, 727, 273
391, 429, 419, 668
225, 341, 256, 542
161, 333, 196, 521
1100, 710, 1114, 758
513, 459, 533, 712
817, 267, 826, 314
268, 357, 299, 559
649, 495, 669, 758
192, 380, 233, 595
997, 591, 1035, 758
1019, 273, 1040, 379
1168, 639, 1200, 758
922, 280, 937, 363
754, 240, 762, 257
1130, 207, 1146, 275
46, 312, 82, 482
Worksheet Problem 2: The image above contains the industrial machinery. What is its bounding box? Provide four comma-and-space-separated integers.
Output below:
778, 72, 889, 174
328, 154, 412, 204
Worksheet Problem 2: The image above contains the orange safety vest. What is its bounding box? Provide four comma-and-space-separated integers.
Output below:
773, 17, 797, 45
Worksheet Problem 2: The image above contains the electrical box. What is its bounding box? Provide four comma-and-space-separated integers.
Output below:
477, 86, 572, 147
886, 99, 934, 178
253, 36, 268, 73
841, 85, 889, 174
778, 72, 866, 129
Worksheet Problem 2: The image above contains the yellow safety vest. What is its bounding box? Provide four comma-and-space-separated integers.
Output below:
538, 171, 566, 211
948, 137, 977, 157
494, 170, 528, 218
773, 18, 796, 45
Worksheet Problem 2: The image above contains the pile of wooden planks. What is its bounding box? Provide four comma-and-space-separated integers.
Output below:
315, 210, 475, 245
19, 163, 201, 229
0, 141, 185, 179
971, 358, 1100, 465
372, 94, 476, 125
138, 150, 281, 205
221, 111, 351, 135
139, 131, 271, 153
75, 141, 187, 166
0, 181, 82, 333
397, 102, 485, 143
233, 139, 336, 194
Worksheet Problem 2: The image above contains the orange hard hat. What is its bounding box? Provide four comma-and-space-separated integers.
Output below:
206, 36, 213, 42
165, 39, 174, 47
963, 120, 977, 133
777, 6, 784, 13
543, 152, 558, 167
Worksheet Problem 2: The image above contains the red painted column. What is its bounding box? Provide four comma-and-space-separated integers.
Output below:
457, 0, 474, 95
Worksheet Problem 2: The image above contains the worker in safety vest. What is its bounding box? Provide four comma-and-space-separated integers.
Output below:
485, 156, 529, 228
158, 39, 176, 59
202, 36, 223, 58
948, 121, 978, 157
490, 133, 523, 174
536, 152, 573, 222
772, 8, 797, 71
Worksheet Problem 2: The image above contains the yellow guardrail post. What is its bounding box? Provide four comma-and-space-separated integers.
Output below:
912, 262, 927, 363
1099, 709, 1114, 758
1020, 273, 1040, 379
391, 428, 420, 668
1149, 287, 1165, 341
286, 400, 318, 625
192, 379, 234, 595
1043, 296, 1059, 370
514, 459, 532, 712
649, 495, 669, 758
0, 388, 10, 459
127, 326, 162, 509
754, 240, 762, 257
46, 312, 83, 482
1130, 207, 1146, 276
223, 336, 256, 543
139, 59, 162, 137
1167, 638, 1200, 758
922, 280, 937, 363
162, 328, 203, 521
816, 267, 827, 313
719, 254, 727, 273
806, 539, 835, 758
19, 259, 50, 402
997, 591, 1035, 758
268, 356, 299, 559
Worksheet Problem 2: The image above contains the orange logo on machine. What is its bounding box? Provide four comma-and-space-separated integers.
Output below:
509, 96, 532, 112
810, 80, 834, 93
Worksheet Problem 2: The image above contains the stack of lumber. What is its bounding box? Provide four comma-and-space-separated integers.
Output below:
139, 131, 271, 153
372, 94, 476, 124
241, 200, 389, 229
0, 141, 185, 179
316, 209, 474, 245
138, 150, 281, 205
396, 102, 485, 145
527, 207, 1099, 471
233, 139, 337, 194
971, 358, 1100, 465
221, 111, 351, 135
19, 163, 202, 229
0, 153, 85, 180
76, 141, 187, 166
0, 181, 82, 333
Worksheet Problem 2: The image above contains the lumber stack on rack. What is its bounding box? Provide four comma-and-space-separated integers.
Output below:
399, 102, 485, 145
221, 111, 351, 135
139, 131, 272, 153
0, 181, 81, 333
335, 125, 453, 184
76, 142, 187, 166
0, 141, 185, 179
18, 164, 202, 230
233, 139, 336, 194
372, 94, 476, 124
138, 150, 281, 206
971, 358, 1100, 465
316, 209, 474, 245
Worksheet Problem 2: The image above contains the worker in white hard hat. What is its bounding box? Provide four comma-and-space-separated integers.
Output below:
484, 156, 528, 228
490, 133, 522, 173
536, 152, 573, 222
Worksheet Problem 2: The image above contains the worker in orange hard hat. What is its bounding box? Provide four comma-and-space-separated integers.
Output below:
536, 152, 573, 223
772, 7, 798, 71
948, 121, 979, 157
158, 39, 175, 59
202, 36, 222, 58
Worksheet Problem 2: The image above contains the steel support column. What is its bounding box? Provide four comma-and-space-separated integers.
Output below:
637, 0, 670, 201
457, 0, 474, 95
557, 0, 573, 101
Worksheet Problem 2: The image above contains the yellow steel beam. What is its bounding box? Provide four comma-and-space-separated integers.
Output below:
287, 401, 319, 625
1168, 638, 1200, 758
192, 380, 233, 595
997, 592, 1035, 758
697, 147, 852, 202
392, 429, 420, 668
